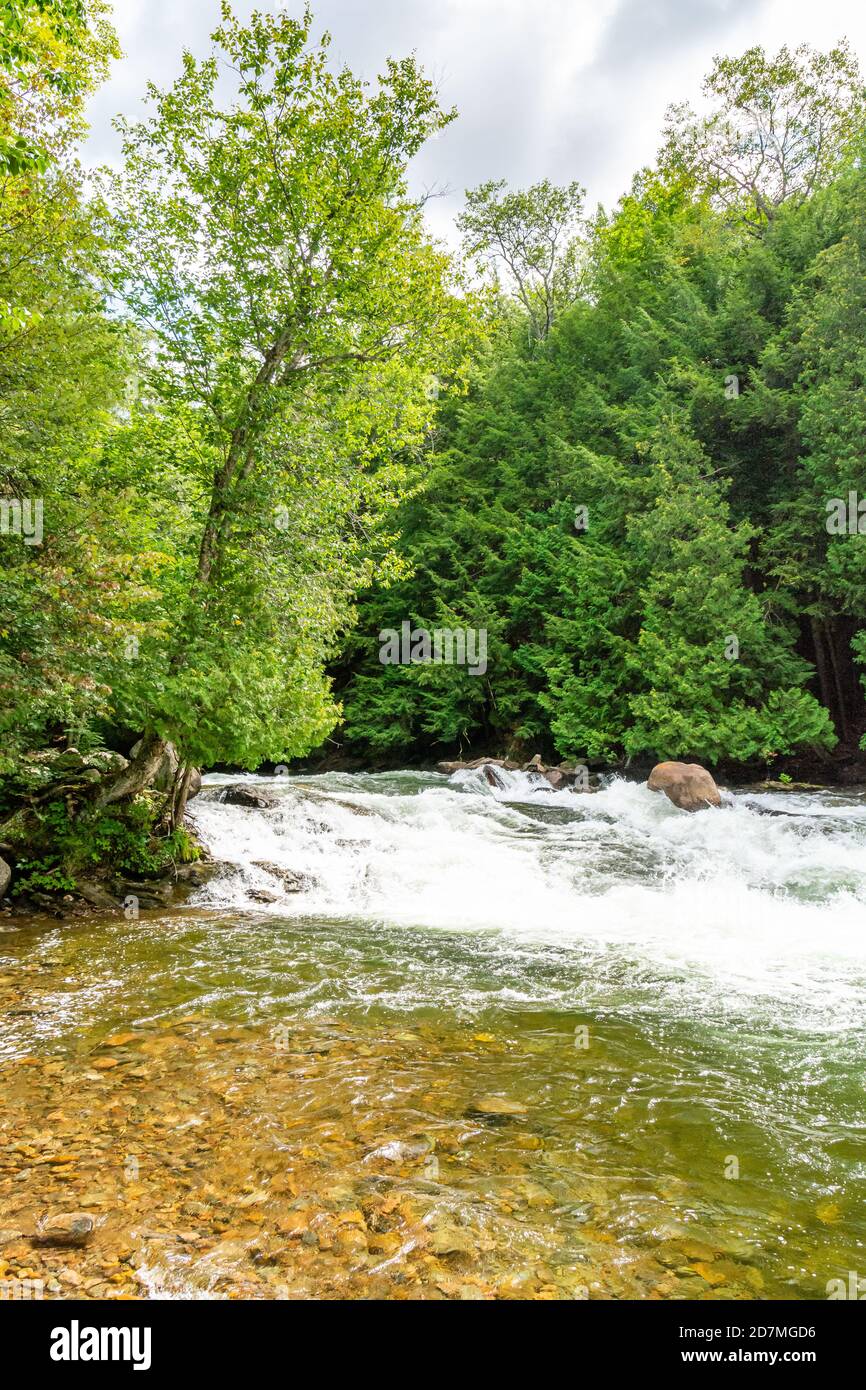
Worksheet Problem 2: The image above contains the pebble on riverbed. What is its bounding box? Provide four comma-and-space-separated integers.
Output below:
469, 1095, 529, 1118
0, 981, 814, 1303
33, 1212, 94, 1247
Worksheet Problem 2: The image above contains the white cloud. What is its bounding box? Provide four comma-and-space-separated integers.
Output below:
85, 0, 866, 244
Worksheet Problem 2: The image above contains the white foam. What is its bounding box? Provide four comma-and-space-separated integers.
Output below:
189, 771, 866, 1028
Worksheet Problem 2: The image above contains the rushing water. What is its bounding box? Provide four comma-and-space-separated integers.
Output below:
2, 769, 865, 1300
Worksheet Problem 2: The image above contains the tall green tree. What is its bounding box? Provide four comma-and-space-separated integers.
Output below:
458, 178, 585, 340
336, 40, 864, 770
660, 41, 865, 229
0, 0, 133, 775
99, 2, 472, 804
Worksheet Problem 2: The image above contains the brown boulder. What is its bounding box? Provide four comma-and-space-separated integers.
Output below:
647, 761, 721, 812
33, 1212, 94, 1247
542, 768, 567, 790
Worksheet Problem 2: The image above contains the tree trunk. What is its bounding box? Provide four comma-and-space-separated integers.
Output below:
825, 621, 851, 744
810, 616, 838, 735
95, 732, 168, 810
170, 762, 194, 832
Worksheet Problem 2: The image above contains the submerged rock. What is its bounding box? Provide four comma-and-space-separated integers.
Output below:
251, 861, 307, 892
469, 1095, 528, 1118
33, 1212, 94, 1247
482, 764, 507, 789
220, 784, 279, 810
647, 761, 721, 812
428, 1225, 475, 1257
368, 1134, 435, 1164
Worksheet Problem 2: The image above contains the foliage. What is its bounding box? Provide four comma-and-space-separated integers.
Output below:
0, 0, 117, 172
660, 41, 866, 228
458, 179, 585, 340
0, 3, 474, 802
2, 14, 865, 854
7, 794, 199, 895
97, 1, 475, 770
336, 40, 866, 768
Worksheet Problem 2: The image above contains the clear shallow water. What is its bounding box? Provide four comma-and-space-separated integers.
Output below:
1, 769, 865, 1300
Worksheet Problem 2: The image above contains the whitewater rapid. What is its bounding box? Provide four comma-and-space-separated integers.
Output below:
188, 768, 866, 1033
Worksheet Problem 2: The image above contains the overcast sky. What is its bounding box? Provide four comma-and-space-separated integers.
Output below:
84, 0, 866, 243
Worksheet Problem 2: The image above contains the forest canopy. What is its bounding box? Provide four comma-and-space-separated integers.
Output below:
333, 39, 866, 771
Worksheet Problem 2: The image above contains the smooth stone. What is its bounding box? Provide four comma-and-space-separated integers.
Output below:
647, 760, 721, 812
428, 1225, 475, 1257
33, 1212, 95, 1247
469, 1095, 528, 1117
219, 784, 279, 809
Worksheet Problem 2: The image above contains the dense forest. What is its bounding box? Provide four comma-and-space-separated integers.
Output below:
333, 45, 866, 774
2, 1, 866, 900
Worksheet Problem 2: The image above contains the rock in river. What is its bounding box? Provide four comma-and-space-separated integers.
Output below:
220, 784, 279, 809
33, 1212, 94, 1247
647, 761, 721, 812
469, 1095, 528, 1118
251, 861, 307, 891
428, 1224, 475, 1257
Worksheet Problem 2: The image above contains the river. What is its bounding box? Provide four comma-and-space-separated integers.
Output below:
1, 768, 864, 1299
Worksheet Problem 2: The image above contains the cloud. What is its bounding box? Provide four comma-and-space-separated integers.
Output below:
593, 0, 757, 70
83, 0, 866, 241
